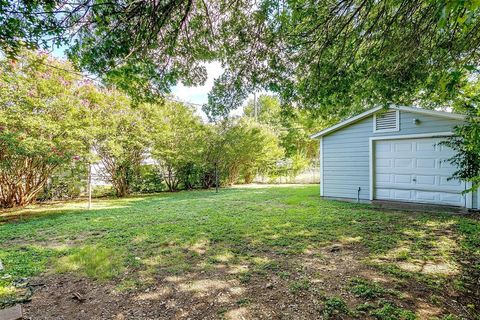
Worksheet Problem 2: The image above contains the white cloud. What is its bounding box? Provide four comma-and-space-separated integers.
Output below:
171, 61, 224, 106
171, 61, 249, 120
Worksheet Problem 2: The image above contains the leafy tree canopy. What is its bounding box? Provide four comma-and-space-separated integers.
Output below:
1, 1, 479, 115
216, 117, 284, 184
208, 0, 480, 118
90, 86, 149, 197
244, 94, 331, 159
441, 79, 480, 192
149, 100, 207, 191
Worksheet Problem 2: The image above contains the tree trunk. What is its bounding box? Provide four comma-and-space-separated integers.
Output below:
244, 171, 254, 184
0, 163, 55, 208
114, 179, 129, 197
111, 169, 130, 197
165, 165, 178, 192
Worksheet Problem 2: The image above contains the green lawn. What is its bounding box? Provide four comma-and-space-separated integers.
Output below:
1, 185, 479, 319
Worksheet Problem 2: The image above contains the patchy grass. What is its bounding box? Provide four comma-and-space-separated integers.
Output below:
0, 185, 479, 318
55, 245, 124, 280
288, 277, 312, 294
349, 277, 398, 300
370, 301, 417, 320
323, 296, 350, 318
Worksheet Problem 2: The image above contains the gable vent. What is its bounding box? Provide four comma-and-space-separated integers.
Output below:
374, 110, 399, 132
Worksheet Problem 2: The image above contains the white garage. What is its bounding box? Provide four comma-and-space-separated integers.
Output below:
374, 137, 467, 207
311, 105, 478, 210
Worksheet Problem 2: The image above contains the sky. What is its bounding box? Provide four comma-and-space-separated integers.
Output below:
170, 61, 246, 120
171, 61, 223, 106
170, 62, 255, 120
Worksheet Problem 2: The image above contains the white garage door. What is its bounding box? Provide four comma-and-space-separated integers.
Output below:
375, 137, 466, 207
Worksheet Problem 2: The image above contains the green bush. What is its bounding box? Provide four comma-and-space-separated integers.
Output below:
131, 165, 164, 193
37, 163, 87, 201
92, 185, 114, 198
177, 162, 203, 190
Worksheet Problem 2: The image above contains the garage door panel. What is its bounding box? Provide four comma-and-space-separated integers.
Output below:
394, 175, 411, 184
394, 159, 413, 168
375, 185, 465, 195
376, 143, 392, 152
376, 174, 413, 186
375, 189, 391, 199
375, 137, 465, 207
439, 193, 464, 205
393, 189, 412, 200
439, 144, 454, 152
416, 141, 436, 152
416, 175, 435, 185
377, 168, 434, 175
376, 188, 411, 201
394, 142, 413, 152
376, 159, 392, 168
439, 160, 455, 169
416, 158, 436, 168
376, 173, 392, 183
416, 191, 437, 202
439, 177, 462, 187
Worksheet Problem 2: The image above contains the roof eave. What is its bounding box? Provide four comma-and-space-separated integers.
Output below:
310, 105, 466, 139
310, 106, 384, 139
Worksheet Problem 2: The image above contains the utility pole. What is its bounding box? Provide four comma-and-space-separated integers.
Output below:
215, 161, 219, 193
253, 92, 257, 121
87, 162, 92, 210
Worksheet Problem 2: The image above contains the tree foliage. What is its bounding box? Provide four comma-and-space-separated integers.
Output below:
208, 0, 480, 118
443, 108, 480, 193
91, 90, 149, 197
39, 161, 88, 200
0, 51, 92, 207
149, 103, 284, 190
149, 101, 207, 191
1, 0, 223, 100
442, 80, 480, 193
0, 0, 60, 57
244, 94, 331, 160
1, 1, 479, 115
218, 118, 284, 184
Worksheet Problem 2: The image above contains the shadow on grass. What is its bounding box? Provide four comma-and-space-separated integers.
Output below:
0, 186, 478, 318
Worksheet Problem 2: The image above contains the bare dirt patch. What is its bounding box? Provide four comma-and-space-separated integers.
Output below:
20, 242, 476, 319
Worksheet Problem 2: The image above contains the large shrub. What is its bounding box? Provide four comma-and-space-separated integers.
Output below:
87, 87, 150, 198
0, 51, 92, 208
37, 162, 88, 201
130, 164, 164, 194
210, 118, 284, 185
150, 101, 207, 191
442, 105, 480, 193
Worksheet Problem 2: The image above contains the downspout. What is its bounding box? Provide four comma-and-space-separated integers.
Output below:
357, 187, 361, 203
